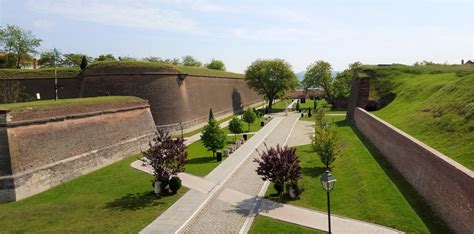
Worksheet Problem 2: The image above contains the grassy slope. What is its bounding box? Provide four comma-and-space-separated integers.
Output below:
0, 67, 80, 79
260, 117, 449, 233
0, 155, 187, 233
0, 61, 244, 79
249, 216, 322, 234
0, 96, 143, 111
368, 66, 474, 170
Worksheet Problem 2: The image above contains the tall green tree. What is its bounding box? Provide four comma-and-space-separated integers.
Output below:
242, 108, 257, 132
182, 55, 202, 67
208, 108, 214, 121
63, 53, 90, 67
333, 62, 362, 99
245, 59, 298, 110
312, 108, 340, 170
201, 119, 226, 158
80, 55, 88, 70
95, 54, 116, 62
38, 49, 62, 68
206, 59, 226, 71
0, 25, 41, 68
303, 60, 334, 104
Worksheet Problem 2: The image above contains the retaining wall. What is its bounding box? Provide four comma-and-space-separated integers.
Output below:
347, 74, 474, 233
0, 102, 156, 203
7, 70, 261, 131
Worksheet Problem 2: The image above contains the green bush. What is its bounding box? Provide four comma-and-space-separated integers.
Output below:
169, 176, 182, 194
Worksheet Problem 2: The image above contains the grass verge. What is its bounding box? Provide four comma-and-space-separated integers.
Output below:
0, 155, 187, 233
249, 216, 322, 234
256, 117, 450, 233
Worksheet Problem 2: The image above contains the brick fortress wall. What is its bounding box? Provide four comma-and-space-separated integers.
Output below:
0, 102, 156, 203
8, 68, 262, 131
347, 77, 474, 233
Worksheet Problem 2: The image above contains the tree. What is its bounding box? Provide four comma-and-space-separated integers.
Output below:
143, 56, 163, 63
242, 108, 257, 132
254, 145, 301, 197
208, 108, 214, 121
118, 56, 137, 61
80, 55, 88, 70
63, 53, 90, 67
164, 58, 181, 65
182, 55, 202, 67
201, 119, 226, 158
38, 49, 62, 68
303, 60, 334, 104
140, 130, 187, 193
0, 25, 41, 68
95, 54, 116, 62
228, 117, 244, 142
0, 53, 17, 68
245, 59, 298, 110
312, 108, 340, 170
333, 62, 362, 99
206, 59, 225, 70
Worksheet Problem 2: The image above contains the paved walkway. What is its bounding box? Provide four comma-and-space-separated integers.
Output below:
137, 113, 290, 233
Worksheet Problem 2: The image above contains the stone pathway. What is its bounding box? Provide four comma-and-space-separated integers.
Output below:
137, 113, 288, 234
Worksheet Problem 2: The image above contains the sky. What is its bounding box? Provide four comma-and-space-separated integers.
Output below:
1, 0, 473, 73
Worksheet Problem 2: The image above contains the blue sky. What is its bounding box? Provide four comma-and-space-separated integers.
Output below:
1, 0, 473, 72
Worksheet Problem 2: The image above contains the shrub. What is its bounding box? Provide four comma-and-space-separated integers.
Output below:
169, 176, 182, 194
201, 119, 226, 158
228, 117, 244, 142
254, 145, 302, 198
141, 130, 187, 193
243, 108, 257, 132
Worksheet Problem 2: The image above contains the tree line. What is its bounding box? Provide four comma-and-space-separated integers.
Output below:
0, 24, 226, 71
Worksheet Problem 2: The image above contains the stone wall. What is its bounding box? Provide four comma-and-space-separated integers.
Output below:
0, 103, 156, 203
80, 72, 261, 131
352, 107, 474, 233
8, 70, 261, 131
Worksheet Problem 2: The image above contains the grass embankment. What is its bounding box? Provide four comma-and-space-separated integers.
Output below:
364, 65, 474, 170
87, 61, 244, 78
0, 96, 143, 111
0, 155, 187, 233
0, 67, 80, 79
185, 117, 264, 176
250, 216, 322, 234
252, 116, 449, 233
0, 61, 245, 79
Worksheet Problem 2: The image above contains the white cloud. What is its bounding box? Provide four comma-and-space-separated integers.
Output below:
27, 0, 197, 32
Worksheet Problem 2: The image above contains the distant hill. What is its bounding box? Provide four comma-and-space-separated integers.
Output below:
295, 71, 339, 81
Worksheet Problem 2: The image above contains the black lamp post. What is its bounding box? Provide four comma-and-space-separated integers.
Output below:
320, 170, 336, 234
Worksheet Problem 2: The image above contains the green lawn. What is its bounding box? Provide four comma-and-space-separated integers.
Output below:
371, 72, 474, 170
255, 117, 450, 233
0, 96, 143, 111
0, 155, 187, 233
0, 67, 80, 79
249, 216, 322, 234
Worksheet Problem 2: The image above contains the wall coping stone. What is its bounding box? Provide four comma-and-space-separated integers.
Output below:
1, 104, 150, 128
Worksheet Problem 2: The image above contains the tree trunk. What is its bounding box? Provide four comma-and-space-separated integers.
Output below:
16, 54, 21, 69
268, 98, 273, 110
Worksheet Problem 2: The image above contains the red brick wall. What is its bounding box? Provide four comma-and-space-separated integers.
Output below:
80, 74, 261, 128
353, 107, 474, 233
0, 105, 156, 203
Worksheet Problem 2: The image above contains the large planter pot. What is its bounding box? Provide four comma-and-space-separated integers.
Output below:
260, 121, 265, 127
154, 181, 161, 194
243, 134, 248, 141
216, 151, 222, 162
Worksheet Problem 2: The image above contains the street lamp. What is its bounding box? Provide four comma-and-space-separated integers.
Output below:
320, 170, 336, 234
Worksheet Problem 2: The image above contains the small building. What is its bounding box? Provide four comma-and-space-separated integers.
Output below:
461, 59, 474, 65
